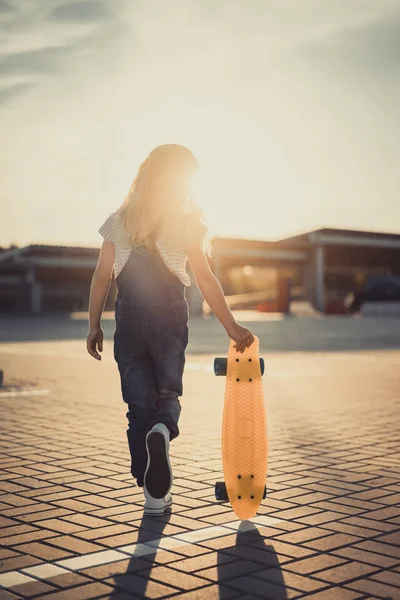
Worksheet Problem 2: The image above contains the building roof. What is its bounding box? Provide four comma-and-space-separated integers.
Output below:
0, 244, 99, 264
282, 227, 400, 245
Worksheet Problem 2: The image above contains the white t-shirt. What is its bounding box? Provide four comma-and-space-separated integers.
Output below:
98, 209, 207, 286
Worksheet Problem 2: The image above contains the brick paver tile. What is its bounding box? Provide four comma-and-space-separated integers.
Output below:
1, 503, 53, 518
371, 569, 400, 588
268, 506, 321, 521
362, 507, 400, 521
255, 567, 327, 593
0, 530, 58, 546
354, 540, 400, 559
303, 533, 362, 551
42, 535, 106, 554
90, 506, 139, 518
313, 560, 381, 585
65, 481, 111, 494
138, 564, 211, 590
251, 539, 314, 560
128, 520, 187, 537
105, 574, 178, 598
301, 589, 362, 599
284, 554, 347, 575
374, 531, 400, 546
35, 518, 87, 534
189, 535, 236, 552
339, 516, 397, 532
2, 579, 57, 598
0, 495, 38, 508
178, 505, 231, 520
173, 551, 235, 573
52, 499, 106, 512
319, 521, 380, 538
379, 493, 400, 505
77, 524, 136, 540
347, 489, 396, 501
0, 589, 24, 600
222, 544, 293, 567
94, 532, 147, 548
333, 546, 399, 568
0, 524, 38, 539
274, 527, 333, 544
226, 574, 301, 599
164, 544, 212, 559
33, 582, 117, 600
61, 514, 114, 528
197, 559, 263, 582
0, 554, 41, 573
296, 511, 345, 525
0, 517, 20, 528
18, 509, 73, 523
13, 541, 73, 560
139, 549, 191, 565
347, 577, 400, 598
0, 549, 18, 560
47, 572, 92, 588
163, 584, 239, 599
72, 495, 125, 508
80, 558, 150, 579
308, 501, 365, 516
95, 593, 141, 600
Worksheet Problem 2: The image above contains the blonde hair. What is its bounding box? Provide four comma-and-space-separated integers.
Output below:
117, 144, 209, 253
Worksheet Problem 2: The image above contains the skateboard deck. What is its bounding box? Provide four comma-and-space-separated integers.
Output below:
216, 335, 267, 520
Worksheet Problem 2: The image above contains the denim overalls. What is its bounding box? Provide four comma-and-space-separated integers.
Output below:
113, 244, 189, 487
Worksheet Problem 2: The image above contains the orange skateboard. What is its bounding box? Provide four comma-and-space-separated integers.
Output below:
214, 335, 267, 520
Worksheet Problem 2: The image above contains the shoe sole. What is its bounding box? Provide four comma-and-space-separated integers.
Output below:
144, 431, 172, 499
143, 496, 173, 517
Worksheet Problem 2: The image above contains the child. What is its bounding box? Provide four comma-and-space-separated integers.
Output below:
87, 144, 255, 516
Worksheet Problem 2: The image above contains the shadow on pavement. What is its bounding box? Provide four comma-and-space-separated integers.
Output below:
217, 522, 287, 599
106, 511, 171, 598
104, 518, 286, 599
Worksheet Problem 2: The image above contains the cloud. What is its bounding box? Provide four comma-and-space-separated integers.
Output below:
0, 82, 35, 104
48, 1, 110, 23
0, 0, 125, 101
299, 7, 400, 78
0, 0, 13, 12
0, 46, 73, 76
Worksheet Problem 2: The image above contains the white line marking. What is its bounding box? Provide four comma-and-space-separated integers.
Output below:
0, 572, 35, 588
22, 564, 70, 579
0, 389, 51, 398
172, 525, 229, 544
0, 517, 284, 590
55, 549, 126, 570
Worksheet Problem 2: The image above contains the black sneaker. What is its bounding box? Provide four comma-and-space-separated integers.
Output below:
144, 423, 172, 499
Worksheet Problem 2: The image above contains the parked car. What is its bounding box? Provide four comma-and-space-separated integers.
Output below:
345, 279, 400, 313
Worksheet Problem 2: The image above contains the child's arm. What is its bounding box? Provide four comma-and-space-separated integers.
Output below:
87, 240, 115, 360
186, 242, 255, 353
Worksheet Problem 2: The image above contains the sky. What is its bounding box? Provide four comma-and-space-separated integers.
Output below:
1, 0, 400, 247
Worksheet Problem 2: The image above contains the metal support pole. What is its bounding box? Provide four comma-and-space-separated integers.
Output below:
315, 245, 325, 313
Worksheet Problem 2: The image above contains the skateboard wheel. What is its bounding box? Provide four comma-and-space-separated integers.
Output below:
263, 485, 267, 499
214, 357, 265, 376
214, 358, 227, 376
215, 481, 228, 501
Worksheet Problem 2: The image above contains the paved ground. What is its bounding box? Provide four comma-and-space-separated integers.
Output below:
0, 313, 399, 600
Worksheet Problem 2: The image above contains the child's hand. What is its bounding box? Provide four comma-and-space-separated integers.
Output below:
86, 326, 104, 360
226, 322, 255, 353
